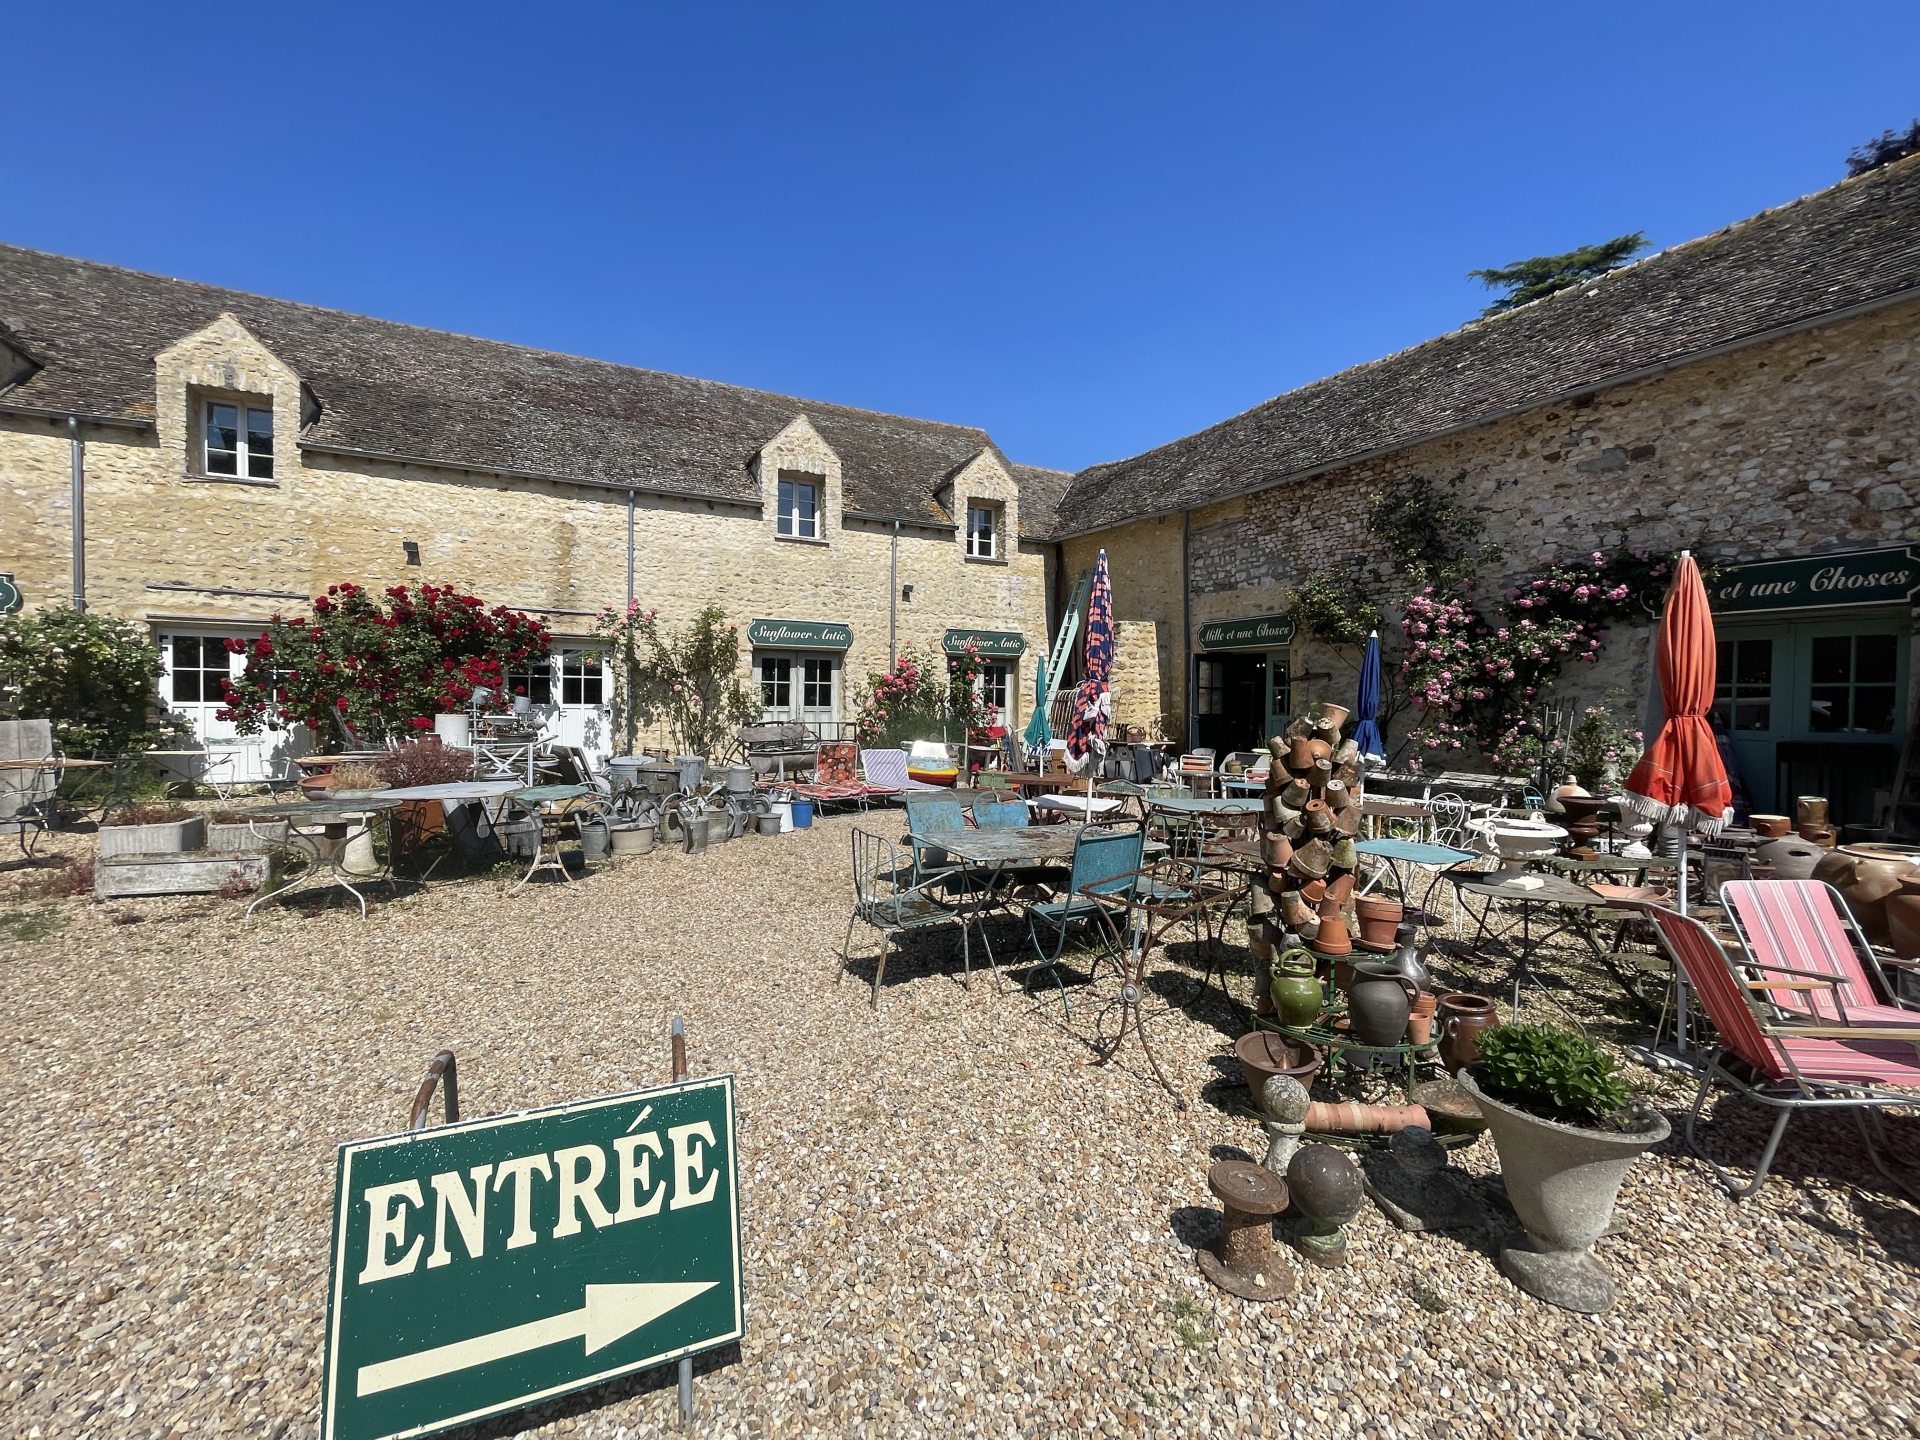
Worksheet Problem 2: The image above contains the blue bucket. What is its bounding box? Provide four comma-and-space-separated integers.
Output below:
791, 799, 815, 829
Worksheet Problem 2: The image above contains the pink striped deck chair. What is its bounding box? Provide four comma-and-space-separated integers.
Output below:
1645, 904, 1920, 1201
1721, 880, 1920, 1029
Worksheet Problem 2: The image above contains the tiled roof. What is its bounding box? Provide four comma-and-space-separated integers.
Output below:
1052, 153, 1920, 538
0, 245, 1055, 536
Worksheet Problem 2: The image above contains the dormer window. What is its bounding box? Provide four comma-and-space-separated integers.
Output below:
776, 473, 821, 539
203, 399, 273, 479
965, 503, 1000, 559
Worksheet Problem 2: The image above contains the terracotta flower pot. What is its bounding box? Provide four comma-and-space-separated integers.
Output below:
1315, 913, 1352, 955
1302, 801, 1333, 835
1323, 872, 1355, 904
1235, 1030, 1323, 1095
1323, 779, 1352, 810
1299, 877, 1327, 904
1288, 737, 1316, 771
1306, 738, 1333, 764
1749, 814, 1790, 838
1261, 832, 1293, 869
1408, 992, 1439, 1046
1315, 703, 1351, 732
1354, 895, 1404, 949
1280, 890, 1318, 931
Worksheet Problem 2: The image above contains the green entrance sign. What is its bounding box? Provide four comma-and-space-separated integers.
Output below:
746, 618, 852, 651
0, 573, 19, 615
943, 628, 1027, 657
322, 1076, 742, 1440
1713, 545, 1920, 614
1198, 612, 1297, 650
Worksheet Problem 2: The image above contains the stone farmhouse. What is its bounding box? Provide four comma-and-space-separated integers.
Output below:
2, 155, 1917, 822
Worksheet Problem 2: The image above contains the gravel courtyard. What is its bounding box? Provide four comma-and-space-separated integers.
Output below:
4, 811, 1918, 1440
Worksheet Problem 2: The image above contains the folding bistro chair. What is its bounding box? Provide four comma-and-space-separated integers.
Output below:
1645, 905, 1920, 1201
1024, 823, 1147, 1016
900, 792, 967, 889
841, 828, 962, 1009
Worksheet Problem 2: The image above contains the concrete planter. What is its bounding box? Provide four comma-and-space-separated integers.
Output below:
98, 815, 205, 858
207, 818, 291, 854
96, 852, 268, 899
1459, 1070, 1668, 1313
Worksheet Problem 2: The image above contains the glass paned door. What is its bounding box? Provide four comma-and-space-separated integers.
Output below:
759, 651, 838, 729
156, 632, 298, 783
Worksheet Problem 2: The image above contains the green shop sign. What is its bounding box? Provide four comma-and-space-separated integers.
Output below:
1712, 545, 1920, 614
943, 628, 1027, 657
1198, 612, 1297, 650
0, 573, 19, 615
322, 1076, 742, 1440
746, 618, 852, 651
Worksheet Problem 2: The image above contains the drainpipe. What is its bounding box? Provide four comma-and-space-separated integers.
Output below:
889, 521, 900, 667
625, 489, 636, 608
1181, 512, 1192, 749
68, 417, 86, 611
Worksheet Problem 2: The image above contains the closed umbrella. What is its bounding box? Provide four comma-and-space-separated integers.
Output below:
1622, 551, 1732, 1052
1064, 549, 1113, 797
1353, 630, 1386, 767
1023, 662, 1051, 763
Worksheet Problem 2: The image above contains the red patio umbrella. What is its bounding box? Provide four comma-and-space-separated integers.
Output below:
1624, 551, 1731, 1056
1622, 551, 1733, 854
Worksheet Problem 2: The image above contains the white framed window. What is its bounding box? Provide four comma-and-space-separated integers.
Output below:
507, 660, 552, 707
558, 649, 605, 707
965, 503, 1000, 559
975, 660, 1011, 718
758, 651, 838, 725
202, 399, 274, 479
776, 475, 821, 539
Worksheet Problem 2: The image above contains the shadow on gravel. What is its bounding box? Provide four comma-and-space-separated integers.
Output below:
439, 1341, 744, 1440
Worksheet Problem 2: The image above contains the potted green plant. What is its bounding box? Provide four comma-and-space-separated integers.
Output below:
1457, 1022, 1668, 1314
98, 804, 205, 857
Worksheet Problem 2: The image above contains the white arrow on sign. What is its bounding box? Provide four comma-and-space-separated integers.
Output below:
356, 1281, 719, 1398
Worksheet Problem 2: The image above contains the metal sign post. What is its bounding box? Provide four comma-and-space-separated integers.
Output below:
671, 1017, 694, 1429
321, 1037, 742, 1440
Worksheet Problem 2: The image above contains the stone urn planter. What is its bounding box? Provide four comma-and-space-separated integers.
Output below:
1459, 1069, 1669, 1314
98, 814, 205, 858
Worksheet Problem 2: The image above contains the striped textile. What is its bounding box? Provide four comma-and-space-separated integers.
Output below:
1775, 1036, 1920, 1086
859, 748, 943, 793
1722, 880, 1915, 1026
1649, 907, 1790, 1078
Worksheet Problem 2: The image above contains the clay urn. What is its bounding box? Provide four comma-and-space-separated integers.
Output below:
1749, 814, 1790, 838
1812, 845, 1920, 944
1436, 993, 1500, 1073
1235, 1029, 1323, 1092
1756, 837, 1824, 881
1886, 875, 1920, 963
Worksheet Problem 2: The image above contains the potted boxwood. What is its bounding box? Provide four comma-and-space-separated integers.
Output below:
98, 804, 205, 857
1458, 1022, 1669, 1314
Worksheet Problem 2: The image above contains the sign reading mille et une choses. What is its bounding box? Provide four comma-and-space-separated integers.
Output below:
1711, 545, 1920, 614
322, 1075, 742, 1440
1198, 612, 1297, 650
745, 619, 853, 650
942, 629, 1027, 656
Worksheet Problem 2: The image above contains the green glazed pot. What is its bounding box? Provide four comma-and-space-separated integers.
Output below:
1270, 948, 1324, 1028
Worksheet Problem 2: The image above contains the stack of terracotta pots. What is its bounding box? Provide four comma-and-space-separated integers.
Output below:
1252, 702, 1365, 974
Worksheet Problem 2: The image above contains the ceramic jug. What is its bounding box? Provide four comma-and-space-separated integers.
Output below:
1348, 963, 1416, 1047
1437, 993, 1499, 1073
1270, 949, 1325, 1028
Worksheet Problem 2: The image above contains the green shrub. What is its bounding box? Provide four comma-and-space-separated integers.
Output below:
0, 606, 178, 754
1474, 1022, 1634, 1128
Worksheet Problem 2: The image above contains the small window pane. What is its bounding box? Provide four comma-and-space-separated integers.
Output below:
1809, 686, 1849, 732
1735, 639, 1771, 686
1854, 686, 1897, 733
174, 668, 202, 702
1855, 633, 1897, 684
205, 403, 238, 474
1810, 636, 1851, 685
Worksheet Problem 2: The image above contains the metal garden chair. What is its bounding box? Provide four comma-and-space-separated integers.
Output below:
1024, 822, 1147, 1016
1646, 904, 1920, 1202
901, 792, 967, 888
841, 828, 963, 1009
0, 719, 57, 858
1720, 880, 1920, 1024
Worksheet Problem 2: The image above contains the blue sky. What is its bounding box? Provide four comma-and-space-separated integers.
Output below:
6, 4, 1916, 472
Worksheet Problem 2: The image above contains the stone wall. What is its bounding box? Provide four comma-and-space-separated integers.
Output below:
0, 317, 1052, 752
1072, 297, 1920, 751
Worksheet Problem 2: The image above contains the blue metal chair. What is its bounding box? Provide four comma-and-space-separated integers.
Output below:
1025, 823, 1147, 1015
841, 828, 961, 1008
972, 797, 1030, 829
901, 792, 966, 887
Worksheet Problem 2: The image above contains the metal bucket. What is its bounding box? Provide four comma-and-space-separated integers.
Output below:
639, 764, 679, 796
607, 757, 645, 793
723, 764, 754, 795
609, 822, 656, 857
705, 804, 732, 845
576, 816, 611, 862
675, 755, 707, 794
684, 811, 710, 855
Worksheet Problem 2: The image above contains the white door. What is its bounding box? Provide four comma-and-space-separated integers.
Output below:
758, 651, 840, 731
156, 631, 301, 784
509, 648, 611, 763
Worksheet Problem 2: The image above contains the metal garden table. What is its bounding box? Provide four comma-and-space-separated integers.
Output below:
243, 796, 402, 919
908, 825, 1090, 987
504, 783, 595, 893
1453, 873, 1615, 1012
